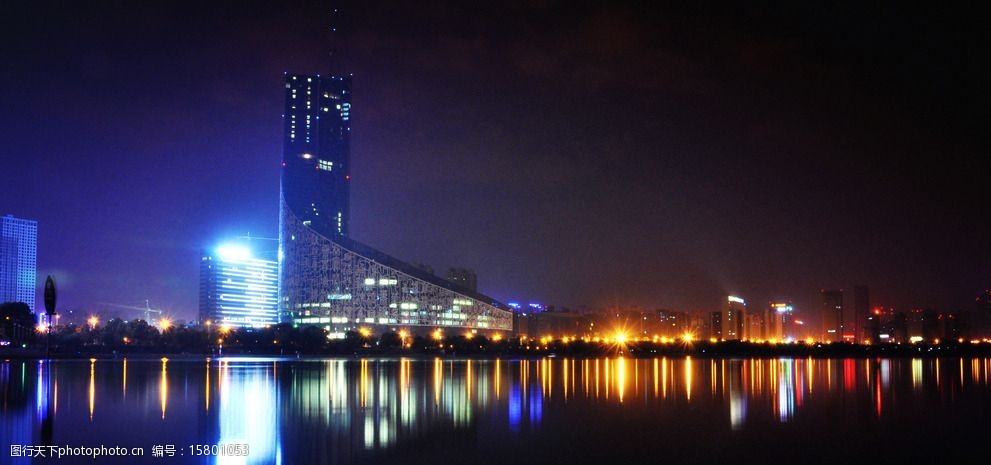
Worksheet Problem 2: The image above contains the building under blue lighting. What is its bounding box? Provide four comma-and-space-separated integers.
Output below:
278, 74, 512, 337
199, 245, 279, 328
0, 214, 37, 312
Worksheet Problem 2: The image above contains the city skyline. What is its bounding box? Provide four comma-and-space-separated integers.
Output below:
1, 1, 987, 323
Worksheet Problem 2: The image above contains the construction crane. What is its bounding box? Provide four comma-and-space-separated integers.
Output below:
102, 300, 164, 325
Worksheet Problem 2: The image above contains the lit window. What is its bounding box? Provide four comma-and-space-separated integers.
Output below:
317, 160, 333, 171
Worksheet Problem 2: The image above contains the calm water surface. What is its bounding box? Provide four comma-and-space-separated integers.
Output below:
2, 357, 990, 464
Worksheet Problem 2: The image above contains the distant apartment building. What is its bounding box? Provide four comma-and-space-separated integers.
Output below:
709, 311, 723, 340
853, 285, 869, 342
821, 289, 844, 342
723, 296, 746, 340
446, 267, 477, 292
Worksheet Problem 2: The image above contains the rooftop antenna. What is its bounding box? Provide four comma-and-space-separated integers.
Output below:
326, 2, 349, 74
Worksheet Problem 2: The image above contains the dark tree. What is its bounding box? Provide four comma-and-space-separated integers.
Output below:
0, 301, 36, 345
379, 331, 402, 348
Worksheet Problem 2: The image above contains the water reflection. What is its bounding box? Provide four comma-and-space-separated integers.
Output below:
3, 357, 991, 464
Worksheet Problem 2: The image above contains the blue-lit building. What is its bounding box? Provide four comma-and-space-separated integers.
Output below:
0, 215, 37, 312
199, 245, 279, 328
278, 73, 512, 337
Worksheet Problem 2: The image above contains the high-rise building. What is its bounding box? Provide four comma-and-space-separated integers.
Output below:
975, 290, 991, 338
709, 311, 722, 340
724, 296, 746, 340
279, 74, 512, 337
765, 302, 794, 341
655, 309, 689, 338
446, 267, 477, 292
821, 289, 844, 342
0, 215, 37, 312
199, 244, 279, 328
853, 285, 869, 342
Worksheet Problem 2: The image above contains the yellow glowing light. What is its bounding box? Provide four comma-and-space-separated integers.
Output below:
219, 324, 231, 334
681, 332, 695, 343
464, 332, 474, 340
614, 332, 628, 344
492, 333, 503, 342
159, 318, 172, 331
709, 337, 717, 343
805, 337, 815, 345
432, 330, 443, 341
36, 323, 48, 333
87, 316, 99, 328
398, 330, 408, 340
358, 327, 372, 338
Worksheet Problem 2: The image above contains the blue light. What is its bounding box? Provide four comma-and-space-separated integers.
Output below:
217, 244, 251, 260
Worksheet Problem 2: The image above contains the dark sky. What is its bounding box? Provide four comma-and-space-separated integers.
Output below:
2, 1, 988, 327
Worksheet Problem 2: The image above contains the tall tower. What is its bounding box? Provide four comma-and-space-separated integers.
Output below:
278, 74, 512, 335
282, 74, 352, 238
724, 296, 746, 341
821, 289, 844, 342
853, 285, 869, 342
0, 215, 37, 312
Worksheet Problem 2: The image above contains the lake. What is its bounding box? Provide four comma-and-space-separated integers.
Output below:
2, 357, 990, 464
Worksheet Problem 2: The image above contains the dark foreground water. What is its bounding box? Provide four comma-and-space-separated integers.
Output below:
2, 357, 991, 464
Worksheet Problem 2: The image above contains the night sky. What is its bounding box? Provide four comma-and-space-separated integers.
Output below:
2, 1, 987, 326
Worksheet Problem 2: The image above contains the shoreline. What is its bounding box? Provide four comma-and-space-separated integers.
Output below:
5, 342, 991, 361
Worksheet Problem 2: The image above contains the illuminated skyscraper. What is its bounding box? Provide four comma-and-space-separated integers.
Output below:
199, 244, 279, 328
765, 302, 794, 341
821, 289, 844, 342
0, 215, 37, 312
724, 296, 746, 340
279, 74, 512, 336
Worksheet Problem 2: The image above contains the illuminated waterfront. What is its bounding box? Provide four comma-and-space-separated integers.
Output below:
3, 357, 991, 464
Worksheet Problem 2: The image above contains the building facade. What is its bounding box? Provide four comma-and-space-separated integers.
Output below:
821, 289, 844, 342
853, 285, 869, 342
199, 245, 279, 328
0, 215, 37, 312
279, 74, 512, 337
765, 302, 793, 341
723, 296, 746, 340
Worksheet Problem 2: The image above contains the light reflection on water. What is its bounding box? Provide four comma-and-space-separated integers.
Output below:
2, 356, 991, 464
